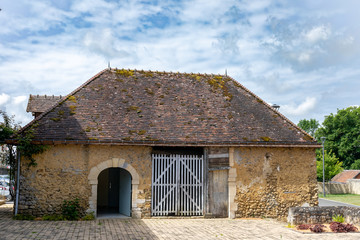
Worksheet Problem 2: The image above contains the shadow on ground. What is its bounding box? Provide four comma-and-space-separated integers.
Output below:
0, 203, 158, 239
2, 203, 360, 240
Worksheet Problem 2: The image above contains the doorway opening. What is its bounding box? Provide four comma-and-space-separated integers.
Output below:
151, 147, 204, 216
97, 167, 132, 218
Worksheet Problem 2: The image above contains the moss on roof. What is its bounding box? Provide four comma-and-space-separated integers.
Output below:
19, 68, 317, 146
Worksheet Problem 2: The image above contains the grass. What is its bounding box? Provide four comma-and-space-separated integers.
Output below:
319, 193, 360, 206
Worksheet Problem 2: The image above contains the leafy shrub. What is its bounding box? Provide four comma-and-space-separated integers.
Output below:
332, 214, 345, 223
62, 198, 81, 220
296, 224, 311, 230
13, 214, 35, 220
82, 212, 95, 221
310, 224, 325, 233
330, 222, 358, 233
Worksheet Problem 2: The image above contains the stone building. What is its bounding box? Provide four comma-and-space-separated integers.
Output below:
13, 68, 320, 218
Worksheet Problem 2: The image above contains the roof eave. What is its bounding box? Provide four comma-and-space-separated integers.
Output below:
5, 139, 321, 148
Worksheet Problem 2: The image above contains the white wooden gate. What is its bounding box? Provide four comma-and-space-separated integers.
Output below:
151, 154, 204, 216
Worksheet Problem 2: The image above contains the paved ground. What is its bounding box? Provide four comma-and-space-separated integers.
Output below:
1, 203, 359, 240
318, 198, 360, 208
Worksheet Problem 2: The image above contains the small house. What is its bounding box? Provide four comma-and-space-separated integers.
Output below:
331, 170, 360, 183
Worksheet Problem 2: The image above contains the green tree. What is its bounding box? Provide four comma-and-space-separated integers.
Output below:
315, 106, 360, 169
297, 118, 320, 136
0, 110, 19, 166
0, 110, 20, 199
316, 150, 343, 181
350, 159, 360, 169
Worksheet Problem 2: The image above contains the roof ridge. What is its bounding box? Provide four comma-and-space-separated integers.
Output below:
26, 94, 64, 112
18, 68, 109, 135
225, 74, 315, 142
110, 68, 226, 77
29, 94, 62, 98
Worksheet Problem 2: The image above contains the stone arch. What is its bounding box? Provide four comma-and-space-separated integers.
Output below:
87, 158, 141, 218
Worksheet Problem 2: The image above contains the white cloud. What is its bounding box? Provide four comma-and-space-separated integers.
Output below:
1, 0, 360, 127
305, 25, 331, 43
0, 1, 71, 35
282, 97, 317, 116
0, 95, 32, 125
71, 0, 163, 32
12, 96, 27, 105
246, 0, 272, 12
83, 28, 130, 59
71, 0, 115, 13
0, 94, 10, 106
265, 17, 360, 71
298, 52, 311, 63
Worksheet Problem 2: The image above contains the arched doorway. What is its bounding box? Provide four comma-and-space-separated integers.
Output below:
97, 167, 132, 217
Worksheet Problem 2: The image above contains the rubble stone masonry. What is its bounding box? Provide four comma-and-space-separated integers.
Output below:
17, 144, 318, 219
17, 145, 152, 217
232, 147, 318, 219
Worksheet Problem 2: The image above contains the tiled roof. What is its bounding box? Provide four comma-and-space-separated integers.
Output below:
26, 95, 62, 114
331, 170, 360, 183
17, 69, 319, 146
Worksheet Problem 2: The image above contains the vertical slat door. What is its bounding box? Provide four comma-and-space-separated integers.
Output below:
151, 154, 203, 216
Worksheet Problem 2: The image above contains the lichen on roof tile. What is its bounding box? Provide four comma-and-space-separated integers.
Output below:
20, 68, 318, 146
26, 95, 62, 113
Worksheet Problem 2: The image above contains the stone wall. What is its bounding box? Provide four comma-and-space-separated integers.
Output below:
17, 144, 318, 219
288, 206, 360, 225
348, 179, 360, 194
318, 180, 360, 194
318, 182, 350, 194
18, 145, 152, 217
232, 147, 318, 219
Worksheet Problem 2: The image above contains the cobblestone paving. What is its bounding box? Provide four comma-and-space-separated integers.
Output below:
1, 204, 359, 240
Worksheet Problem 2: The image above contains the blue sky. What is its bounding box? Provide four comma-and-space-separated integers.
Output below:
1, 0, 360, 126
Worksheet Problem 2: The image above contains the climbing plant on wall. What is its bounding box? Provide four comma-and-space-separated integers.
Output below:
16, 123, 48, 167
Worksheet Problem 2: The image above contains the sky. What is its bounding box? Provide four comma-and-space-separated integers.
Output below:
0, 0, 360, 127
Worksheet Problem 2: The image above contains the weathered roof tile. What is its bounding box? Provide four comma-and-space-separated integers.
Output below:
331, 170, 360, 183
19, 69, 318, 146
26, 95, 62, 115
